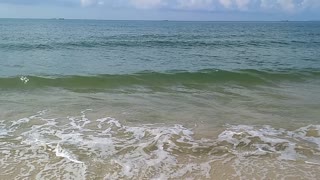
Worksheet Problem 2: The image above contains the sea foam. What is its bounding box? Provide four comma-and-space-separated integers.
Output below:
1, 111, 320, 179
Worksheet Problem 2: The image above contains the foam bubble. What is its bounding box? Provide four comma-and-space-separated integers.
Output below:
20, 76, 29, 84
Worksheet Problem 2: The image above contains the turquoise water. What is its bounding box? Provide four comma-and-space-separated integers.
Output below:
1, 19, 320, 179
1, 19, 320, 76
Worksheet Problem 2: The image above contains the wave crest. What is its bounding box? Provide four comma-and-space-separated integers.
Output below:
0, 69, 319, 91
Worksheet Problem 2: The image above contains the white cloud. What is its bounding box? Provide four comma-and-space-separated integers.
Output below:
177, 0, 214, 9
81, 0, 94, 7
130, 0, 166, 9
277, 0, 295, 12
235, 0, 250, 10
219, 0, 250, 10
219, 0, 232, 8
300, 0, 320, 8
80, 0, 104, 7
77, 0, 320, 13
98, 1, 104, 5
260, 0, 273, 9
259, 0, 320, 12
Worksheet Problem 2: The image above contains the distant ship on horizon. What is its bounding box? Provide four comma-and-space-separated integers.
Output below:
51, 18, 65, 20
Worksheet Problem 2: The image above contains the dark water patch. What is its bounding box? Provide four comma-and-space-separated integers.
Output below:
2, 38, 319, 51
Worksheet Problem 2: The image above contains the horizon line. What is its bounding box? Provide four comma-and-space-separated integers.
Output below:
0, 17, 320, 22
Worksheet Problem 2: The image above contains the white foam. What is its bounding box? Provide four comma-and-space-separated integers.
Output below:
2, 110, 320, 179
10, 117, 30, 127
217, 124, 320, 164
292, 125, 320, 149
107, 118, 122, 128
0, 128, 8, 136
54, 143, 83, 164
20, 76, 29, 84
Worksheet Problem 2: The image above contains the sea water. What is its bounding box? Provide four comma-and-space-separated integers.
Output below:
1, 19, 320, 179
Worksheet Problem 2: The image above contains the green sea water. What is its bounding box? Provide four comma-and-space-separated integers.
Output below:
1, 19, 320, 179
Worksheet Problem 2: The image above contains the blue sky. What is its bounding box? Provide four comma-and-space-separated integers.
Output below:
0, 0, 319, 20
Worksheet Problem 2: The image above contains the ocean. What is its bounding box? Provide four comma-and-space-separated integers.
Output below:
1, 19, 320, 179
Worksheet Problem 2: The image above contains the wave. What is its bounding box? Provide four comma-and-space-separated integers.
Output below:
1, 38, 319, 51
0, 69, 319, 90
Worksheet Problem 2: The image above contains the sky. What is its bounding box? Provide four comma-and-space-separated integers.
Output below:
0, 0, 319, 20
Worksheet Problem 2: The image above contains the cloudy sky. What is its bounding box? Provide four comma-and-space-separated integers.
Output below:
0, 0, 319, 20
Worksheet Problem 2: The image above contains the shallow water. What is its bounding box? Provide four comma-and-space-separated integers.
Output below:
1, 19, 320, 179
1, 109, 320, 179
